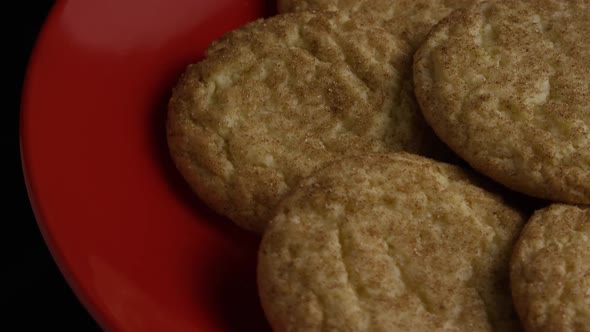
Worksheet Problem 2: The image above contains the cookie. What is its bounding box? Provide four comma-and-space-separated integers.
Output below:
167, 12, 444, 232
511, 204, 590, 332
414, 0, 590, 204
277, 0, 477, 48
258, 153, 525, 331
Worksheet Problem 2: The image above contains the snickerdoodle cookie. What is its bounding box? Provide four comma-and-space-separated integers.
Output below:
414, 0, 590, 204
511, 204, 589, 332
277, 0, 477, 48
258, 153, 525, 331
167, 12, 443, 232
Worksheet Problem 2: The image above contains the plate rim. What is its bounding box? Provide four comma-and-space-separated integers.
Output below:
20, 1, 111, 330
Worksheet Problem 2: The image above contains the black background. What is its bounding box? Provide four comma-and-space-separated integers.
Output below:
10, 1, 100, 330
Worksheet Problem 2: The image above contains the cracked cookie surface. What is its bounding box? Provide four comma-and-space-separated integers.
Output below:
511, 204, 590, 332
277, 0, 477, 49
167, 12, 443, 232
258, 153, 525, 331
413, 0, 590, 204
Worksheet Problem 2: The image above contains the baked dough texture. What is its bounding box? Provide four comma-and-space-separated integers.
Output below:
511, 204, 590, 332
277, 0, 477, 48
414, 0, 590, 204
258, 153, 525, 331
167, 12, 443, 232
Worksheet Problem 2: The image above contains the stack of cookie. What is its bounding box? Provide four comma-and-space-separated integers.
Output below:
167, 0, 589, 331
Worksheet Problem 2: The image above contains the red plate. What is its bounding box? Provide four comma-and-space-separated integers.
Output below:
21, 1, 274, 331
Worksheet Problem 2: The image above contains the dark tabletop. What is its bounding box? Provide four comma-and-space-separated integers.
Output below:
10, 2, 100, 330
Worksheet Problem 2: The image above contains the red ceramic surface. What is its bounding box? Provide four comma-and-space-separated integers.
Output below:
21, 1, 275, 331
